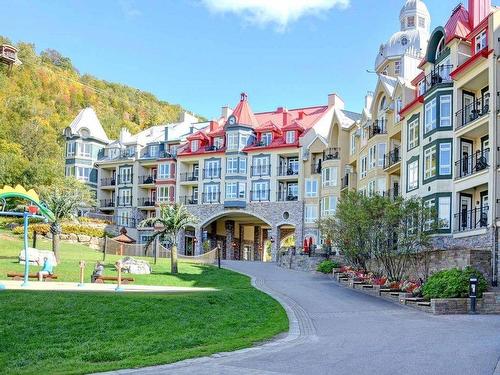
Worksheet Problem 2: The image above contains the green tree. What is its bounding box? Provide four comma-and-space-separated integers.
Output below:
39, 178, 94, 261
139, 204, 198, 274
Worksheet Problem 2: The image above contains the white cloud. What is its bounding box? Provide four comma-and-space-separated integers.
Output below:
120, 0, 142, 18
200, 0, 350, 31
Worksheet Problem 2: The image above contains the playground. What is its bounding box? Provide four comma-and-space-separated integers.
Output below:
0, 186, 288, 375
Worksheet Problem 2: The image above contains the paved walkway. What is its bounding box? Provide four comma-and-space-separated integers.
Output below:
105, 261, 500, 375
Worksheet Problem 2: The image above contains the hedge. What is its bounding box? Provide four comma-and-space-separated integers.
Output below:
316, 259, 340, 274
12, 223, 107, 238
422, 267, 488, 299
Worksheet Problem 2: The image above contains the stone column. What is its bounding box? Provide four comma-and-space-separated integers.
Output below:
225, 220, 235, 260
270, 226, 279, 262
177, 229, 185, 254
254, 225, 261, 261
195, 226, 203, 255
294, 223, 304, 249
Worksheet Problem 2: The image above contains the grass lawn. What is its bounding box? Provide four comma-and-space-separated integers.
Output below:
0, 231, 288, 374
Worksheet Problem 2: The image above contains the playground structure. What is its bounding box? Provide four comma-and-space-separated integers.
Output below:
0, 185, 55, 288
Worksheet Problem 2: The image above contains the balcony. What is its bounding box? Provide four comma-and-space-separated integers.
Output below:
98, 150, 135, 161
115, 217, 137, 228
202, 192, 221, 204
99, 199, 115, 208
203, 168, 221, 180
117, 197, 133, 207
277, 165, 299, 177
368, 120, 387, 139
180, 172, 199, 182
100, 177, 116, 187
276, 191, 298, 202
251, 165, 271, 177
383, 185, 400, 201
454, 150, 489, 180
455, 97, 490, 131
250, 190, 270, 202
137, 197, 156, 207
323, 147, 341, 161
420, 64, 453, 96
138, 175, 156, 184
158, 150, 176, 159
180, 195, 199, 205
454, 206, 488, 232
311, 161, 322, 175
117, 174, 133, 185
383, 147, 401, 170
204, 145, 224, 152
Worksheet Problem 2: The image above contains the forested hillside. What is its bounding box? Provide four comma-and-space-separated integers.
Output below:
0, 36, 200, 189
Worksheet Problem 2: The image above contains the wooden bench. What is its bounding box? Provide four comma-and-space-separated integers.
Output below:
7, 272, 58, 281
94, 276, 135, 284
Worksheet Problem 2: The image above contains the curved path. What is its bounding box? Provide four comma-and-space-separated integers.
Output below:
107, 261, 500, 375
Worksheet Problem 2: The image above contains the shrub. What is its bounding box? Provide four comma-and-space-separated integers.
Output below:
317, 259, 340, 274
12, 223, 107, 238
422, 267, 488, 299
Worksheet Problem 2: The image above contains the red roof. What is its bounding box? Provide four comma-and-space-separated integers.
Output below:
444, 4, 472, 43
231, 93, 260, 128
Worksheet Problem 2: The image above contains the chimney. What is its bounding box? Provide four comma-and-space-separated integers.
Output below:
276, 107, 285, 113
282, 110, 289, 126
298, 111, 305, 120
164, 126, 169, 142
209, 120, 217, 132
468, 0, 491, 29
365, 91, 374, 111
328, 93, 344, 110
221, 105, 232, 120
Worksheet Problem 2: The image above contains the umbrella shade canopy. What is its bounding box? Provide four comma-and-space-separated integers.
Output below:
112, 227, 136, 244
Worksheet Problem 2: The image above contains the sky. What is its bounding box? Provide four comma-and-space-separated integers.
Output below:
0, 0, 489, 119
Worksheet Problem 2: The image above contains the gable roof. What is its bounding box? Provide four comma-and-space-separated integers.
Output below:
231, 93, 260, 128
67, 107, 110, 143
444, 4, 471, 43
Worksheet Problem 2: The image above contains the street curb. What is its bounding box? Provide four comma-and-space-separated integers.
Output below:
494, 357, 500, 374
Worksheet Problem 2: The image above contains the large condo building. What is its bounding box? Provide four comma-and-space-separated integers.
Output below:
64, 0, 500, 283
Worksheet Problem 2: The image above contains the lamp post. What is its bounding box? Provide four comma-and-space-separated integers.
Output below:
115, 261, 124, 292
78, 260, 86, 287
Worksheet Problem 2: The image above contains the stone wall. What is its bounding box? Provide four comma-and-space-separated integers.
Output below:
278, 253, 344, 272
43, 233, 105, 251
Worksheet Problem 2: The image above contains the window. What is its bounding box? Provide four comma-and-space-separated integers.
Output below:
304, 205, 318, 224
252, 181, 269, 201
305, 178, 318, 197
407, 159, 419, 191
361, 156, 367, 178
418, 80, 426, 96
408, 118, 419, 149
395, 97, 402, 122
395, 60, 401, 76
288, 158, 299, 174
377, 178, 386, 195
204, 160, 220, 178
438, 196, 451, 229
77, 142, 91, 157
213, 137, 223, 149
119, 166, 133, 184
239, 134, 249, 150
261, 132, 272, 146
424, 145, 437, 180
191, 140, 199, 152
118, 188, 132, 206
322, 196, 337, 216
440, 95, 452, 127
149, 144, 159, 157
158, 163, 172, 179
369, 145, 377, 169
227, 132, 239, 151
225, 182, 245, 199
158, 186, 174, 202
475, 30, 487, 53
424, 98, 436, 133
239, 158, 247, 174
424, 198, 435, 231
367, 180, 376, 197
286, 131, 296, 144
439, 143, 452, 176
76, 167, 91, 181
407, 16, 415, 28
377, 143, 386, 167
66, 141, 76, 157
418, 16, 425, 28
350, 133, 356, 155
287, 182, 298, 198
203, 184, 220, 203
226, 157, 239, 175
252, 156, 270, 176
322, 167, 338, 187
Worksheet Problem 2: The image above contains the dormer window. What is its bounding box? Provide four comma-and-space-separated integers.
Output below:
475, 30, 487, 53
213, 137, 223, 150
435, 36, 445, 60
191, 140, 199, 152
261, 132, 272, 146
407, 16, 415, 28
227, 132, 238, 151
286, 131, 296, 144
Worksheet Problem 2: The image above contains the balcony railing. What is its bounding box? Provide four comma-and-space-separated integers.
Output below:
276, 191, 298, 202
323, 147, 341, 161
454, 206, 488, 232
455, 96, 490, 130
115, 217, 137, 228
138, 175, 156, 184
158, 150, 176, 159
277, 165, 299, 177
100, 177, 116, 187
420, 64, 453, 96
180, 195, 199, 205
250, 190, 270, 202
117, 197, 133, 207
251, 165, 271, 177
180, 172, 199, 182
204, 145, 224, 152
341, 174, 349, 190
311, 161, 322, 174
98, 150, 135, 161
383, 147, 401, 169
202, 192, 221, 204
454, 149, 489, 179
99, 199, 115, 208
383, 185, 400, 201
368, 120, 387, 139
203, 168, 221, 179
117, 174, 133, 185
137, 197, 156, 207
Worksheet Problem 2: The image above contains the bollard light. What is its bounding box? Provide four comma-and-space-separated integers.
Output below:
469, 277, 478, 314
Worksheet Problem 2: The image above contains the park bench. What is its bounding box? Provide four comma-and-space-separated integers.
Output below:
7, 272, 58, 281
94, 276, 135, 284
